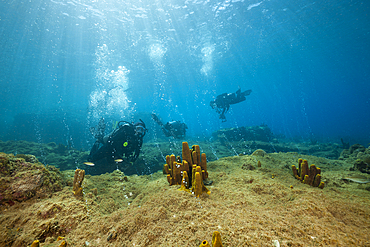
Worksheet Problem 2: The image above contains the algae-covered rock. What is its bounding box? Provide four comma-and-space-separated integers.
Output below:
212, 124, 275, 142
0, 152, 67, 206
341, 144, 370, 174
349, 144, 366, 155
353, 159, 370, 174
0, 140, 89, 171
15, 153, 39, 163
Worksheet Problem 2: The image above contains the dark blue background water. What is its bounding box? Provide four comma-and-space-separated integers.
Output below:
1, 0, 369, 150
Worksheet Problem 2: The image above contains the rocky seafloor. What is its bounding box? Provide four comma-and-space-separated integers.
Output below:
0, 140, 370, 246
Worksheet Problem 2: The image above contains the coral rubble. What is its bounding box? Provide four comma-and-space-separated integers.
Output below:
163, 142, 210, 197
292, 159, 325, 189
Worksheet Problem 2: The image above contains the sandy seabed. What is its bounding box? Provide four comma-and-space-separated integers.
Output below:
1, 152, 370, 247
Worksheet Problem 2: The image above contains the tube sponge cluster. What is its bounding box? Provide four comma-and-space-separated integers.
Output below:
163, 142, 210, 197
292, 159, 324, 189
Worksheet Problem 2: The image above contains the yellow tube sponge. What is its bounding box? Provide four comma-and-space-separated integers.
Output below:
170, 155, 176, 171
59, 240, 67, 247
192, 150, 198, 166
191, 164, 197, 188
301, 159, 309, 180
201, 231, 223, 247
191, 166, 210, 197
167, 174, 172, 185
182, 142, 193, 166
212, 231, 223, 247
172, 162, 182, 185
163, 155, 172, 177
292, 165, 299, 180
201, 153, 208, 179
72, 169, 85, 198
166, 155, 170, 167
199, 240, 211, 247
292, 159, 324, 189
193, 171, 203, 197
306, 164, 316, 185
178, 170, 190, 192
163, 163, 170, 175
318, 181, 325, 189
193, 145, 201, 165
30, 240, 40, 247
164, 142, 210, 197
313, 173, 321, 187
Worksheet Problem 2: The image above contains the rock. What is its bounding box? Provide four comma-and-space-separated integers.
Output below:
0, 153, 66, 206
349, 144, 366, 154
212, 124, 275, 142
353, 159, 370, 174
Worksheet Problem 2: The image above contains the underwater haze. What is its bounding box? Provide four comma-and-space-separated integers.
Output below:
1, 0, 370, 149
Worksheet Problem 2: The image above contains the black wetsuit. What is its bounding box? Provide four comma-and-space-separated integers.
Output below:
88, 121, 146, 164
211, 88, 252, 122
162, 121, 188, 139
151, 114, 187, 139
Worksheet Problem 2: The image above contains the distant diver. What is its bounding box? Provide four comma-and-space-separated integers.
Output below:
210, 88, 252, 122
151, 113, 188, 139
88, 117, 147, 165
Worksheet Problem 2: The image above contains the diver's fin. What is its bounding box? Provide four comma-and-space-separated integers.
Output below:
112, 120, 118, 130
242, 89, 252, 97
151, 113, 164, 127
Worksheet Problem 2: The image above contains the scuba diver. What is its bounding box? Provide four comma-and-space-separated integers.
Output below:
151, 113, 188, 139
88, 117, 147, 165
210, 88, 252, 122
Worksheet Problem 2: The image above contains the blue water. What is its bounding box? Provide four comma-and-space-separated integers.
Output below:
0, 0, 369, 150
